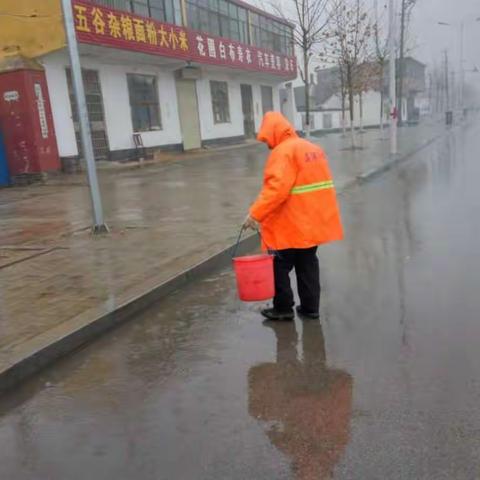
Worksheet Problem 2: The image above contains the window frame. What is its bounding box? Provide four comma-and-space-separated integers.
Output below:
95, 0, 181, 25
127, 73, 163, 133
210, 80, 231, 124
249, 11, 293, 55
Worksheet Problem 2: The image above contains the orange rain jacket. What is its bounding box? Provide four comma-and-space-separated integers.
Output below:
250, 112, 343, 251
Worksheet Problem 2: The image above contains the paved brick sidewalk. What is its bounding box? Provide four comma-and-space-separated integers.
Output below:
0, 119, 445, 383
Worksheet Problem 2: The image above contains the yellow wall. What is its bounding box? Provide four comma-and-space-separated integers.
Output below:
0, 0, 65, 61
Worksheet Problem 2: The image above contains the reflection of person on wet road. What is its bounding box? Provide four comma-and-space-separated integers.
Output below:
243, 112, 343, 321
248, 321, 353, 480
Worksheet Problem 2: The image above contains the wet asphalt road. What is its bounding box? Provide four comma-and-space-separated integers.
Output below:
2, 122, 480, 480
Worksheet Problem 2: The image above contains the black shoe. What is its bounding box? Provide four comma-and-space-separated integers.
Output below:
296, 306, 320, 320
261, 307, 294, 321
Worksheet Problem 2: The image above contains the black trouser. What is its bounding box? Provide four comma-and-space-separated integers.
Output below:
273, 247, 320, 313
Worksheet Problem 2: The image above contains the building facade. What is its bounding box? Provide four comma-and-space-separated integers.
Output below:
397, 57, 426, 123
6, 0, 296, 168
287, 58, 426, 134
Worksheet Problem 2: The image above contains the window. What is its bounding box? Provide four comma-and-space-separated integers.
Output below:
95, 0, 182, 25
187, 0, 248, 44
131, 0, 150, 17
250, 12, 293, 55
66, 69, 105, 123
210, 80, 230, 124
127, 74, 162, 132
261, 85, 273, 114
185, 0, 292, 53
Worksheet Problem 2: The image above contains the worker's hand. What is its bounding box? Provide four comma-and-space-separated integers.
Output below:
243, 214, 258, 231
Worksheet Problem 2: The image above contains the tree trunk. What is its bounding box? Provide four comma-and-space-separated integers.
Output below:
304, 48, 311, 138
380, 90, 385, 131
341, 92, 347, 136
347, 64, 356, 148
339, 65, 347, 136
398, 0, 406, 127
379, 63, 385, 131
359, 92, 364, 131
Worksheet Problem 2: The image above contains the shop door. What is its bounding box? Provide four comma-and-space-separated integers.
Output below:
261, 85, 274, 115
240, 84, 255, 138
176, 78, 201, 150
67, 69, 109, 161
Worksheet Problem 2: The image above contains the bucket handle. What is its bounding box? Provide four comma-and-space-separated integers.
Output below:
231, 225, 273, 259
231, 225, 248, 259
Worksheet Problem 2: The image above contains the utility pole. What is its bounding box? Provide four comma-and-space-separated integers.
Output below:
444, 50, 450, 112
61, 0, 108, 233
438, 20, 469, 114
459, 21, 465, 112
451, 71, 456, 109
437, 66, 443, 113
427, 72, 433, 115
389, 0, 398, 155
397, 0, 406, 126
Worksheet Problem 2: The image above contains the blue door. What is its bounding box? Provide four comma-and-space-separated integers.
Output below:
0, 131, 10, 187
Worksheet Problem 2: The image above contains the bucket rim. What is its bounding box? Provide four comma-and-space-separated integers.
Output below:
233, 253, 273, 263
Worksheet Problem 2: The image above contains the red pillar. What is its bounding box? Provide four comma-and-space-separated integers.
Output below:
0, 58, 60, 182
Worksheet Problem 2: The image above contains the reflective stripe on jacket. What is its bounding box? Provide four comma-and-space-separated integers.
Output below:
250, 112, 343, 250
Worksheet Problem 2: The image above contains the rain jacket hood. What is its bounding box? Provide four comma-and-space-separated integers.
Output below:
257, 111, 298, 149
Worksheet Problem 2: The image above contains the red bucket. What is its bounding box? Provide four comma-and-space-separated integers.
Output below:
233, 254, 275, 302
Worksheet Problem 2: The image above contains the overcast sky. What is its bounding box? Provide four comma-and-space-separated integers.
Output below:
411, 0, 480, 75
281, 0, 480, 87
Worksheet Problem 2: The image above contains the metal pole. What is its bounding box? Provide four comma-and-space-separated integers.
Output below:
444, 50, 450, 111
460, 21, 465, 113
61, 0, 108, 233
451, 70, 456, 108
389, 0, 398, 155
397, 0, 406, 126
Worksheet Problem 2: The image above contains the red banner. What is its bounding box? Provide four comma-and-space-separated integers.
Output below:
72, 1, 296, 78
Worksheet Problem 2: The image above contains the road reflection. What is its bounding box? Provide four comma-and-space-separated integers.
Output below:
249, 321, 353, 479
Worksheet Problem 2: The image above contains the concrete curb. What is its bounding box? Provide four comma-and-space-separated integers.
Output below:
0, 234, 259, 393
0, 129, 445, 393
357, 134, 443, 184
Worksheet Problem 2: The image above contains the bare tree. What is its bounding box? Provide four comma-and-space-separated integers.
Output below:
271, 0, 332, 137
373, 0, 388, 131
338, 61, 348, 135
324, 0, 374, 148
354, 62, 381, 131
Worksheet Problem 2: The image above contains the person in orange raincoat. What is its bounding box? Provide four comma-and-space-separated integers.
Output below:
244, 112, 343, 321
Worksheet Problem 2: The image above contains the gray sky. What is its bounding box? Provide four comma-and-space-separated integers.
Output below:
281, 0, 480, 87
412, 0, 480, 76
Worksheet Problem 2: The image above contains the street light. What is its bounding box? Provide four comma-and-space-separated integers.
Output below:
437, 20, 467, 113
437, 17, 480, 106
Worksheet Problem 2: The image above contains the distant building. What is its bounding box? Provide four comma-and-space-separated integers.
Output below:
284, 56, 426, 133
396, 57, 427, 122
